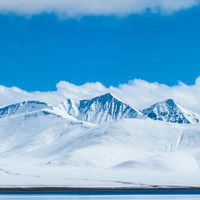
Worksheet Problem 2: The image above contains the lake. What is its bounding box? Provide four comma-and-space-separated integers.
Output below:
0, 195, 200, 200
0, 189, 200, 199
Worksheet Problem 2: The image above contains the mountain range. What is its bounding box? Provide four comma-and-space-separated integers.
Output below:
0, 92, 199, 125
0, 93, 200, 187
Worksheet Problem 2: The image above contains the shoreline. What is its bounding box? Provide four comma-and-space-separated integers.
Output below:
0, 186, 200, 195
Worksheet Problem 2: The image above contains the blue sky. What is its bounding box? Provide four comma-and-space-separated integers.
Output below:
0, 4, 200, 91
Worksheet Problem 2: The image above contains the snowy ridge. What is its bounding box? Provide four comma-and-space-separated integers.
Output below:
0, 100, 78, 122
0, 101, 53, 119
142, 99, 200, 124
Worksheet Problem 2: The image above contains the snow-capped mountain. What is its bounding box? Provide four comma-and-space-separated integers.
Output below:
1, 97, 199, 126
0, 100, 79, 122
0, 97, 200, 186
142, 99, 200, 124
0, 101, 54, 119
75, 93, 144, 124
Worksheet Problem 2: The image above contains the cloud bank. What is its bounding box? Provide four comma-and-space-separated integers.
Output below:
0, 77, 200, 114
0, 0, 199, 17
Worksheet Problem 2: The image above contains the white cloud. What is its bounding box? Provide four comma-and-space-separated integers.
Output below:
0, 77, 200, 114
56, 81, 107, 100
110, 77, 200, 113
0, 0, 199, 17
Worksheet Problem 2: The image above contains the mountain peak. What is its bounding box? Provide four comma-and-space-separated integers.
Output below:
142, 99, 200, 124
164, 98, 179, 106
165, 98, 176, 104
94, 92, 121, 101
101, 92, 113, 97
76, 93, 143, 124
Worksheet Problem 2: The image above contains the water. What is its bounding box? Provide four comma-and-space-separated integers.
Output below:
0, 195, 200, 200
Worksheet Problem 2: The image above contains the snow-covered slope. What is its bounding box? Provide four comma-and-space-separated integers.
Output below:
64, 93, 145, 124
0, 101, 92, 158
57, 99, 78, 118
142, 99, 200, 124
0, 99, 199, 167
0, 113, 199, 170
52, 119, 199, 169
0, 98, 200, 186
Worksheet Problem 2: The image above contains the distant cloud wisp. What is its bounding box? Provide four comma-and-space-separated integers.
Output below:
0, 0, 199, 17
